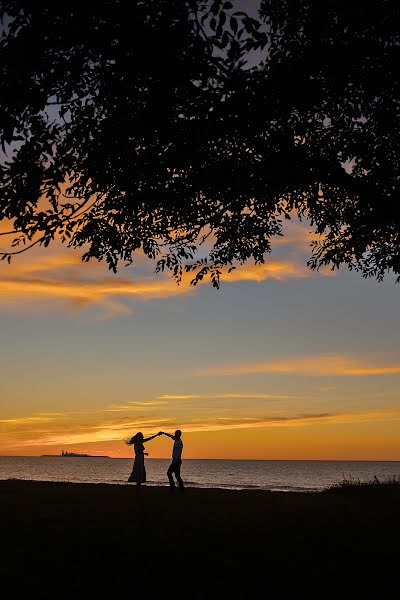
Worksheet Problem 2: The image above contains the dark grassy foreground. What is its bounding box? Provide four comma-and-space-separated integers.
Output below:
1, 480, 399, 597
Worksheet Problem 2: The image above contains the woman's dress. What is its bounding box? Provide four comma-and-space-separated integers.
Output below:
128, 442, 146, 483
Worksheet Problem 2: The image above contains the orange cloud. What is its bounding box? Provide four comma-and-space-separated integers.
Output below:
0, 212, 335, 318
3, 405, 400, 453
157, 395, 202, 400
0, 263, 192, 318
0, 416, 57, 425
0, 248, 326, 317
223, 259, 310, 282
197, 353, 400, 377
101, 401, 170, 412
1, 214, 332, 317
273, 219, 322, 246
157, 393, 299, 400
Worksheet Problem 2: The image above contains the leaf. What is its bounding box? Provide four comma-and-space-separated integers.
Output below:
211, 2, 219, 16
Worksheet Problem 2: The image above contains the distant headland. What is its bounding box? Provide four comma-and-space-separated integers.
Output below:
41, 451, 111, 458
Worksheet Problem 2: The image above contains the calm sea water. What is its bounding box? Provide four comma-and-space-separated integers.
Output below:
1, 456, 400, 491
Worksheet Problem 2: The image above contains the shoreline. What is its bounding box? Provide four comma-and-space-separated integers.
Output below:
0, 477, 321, 493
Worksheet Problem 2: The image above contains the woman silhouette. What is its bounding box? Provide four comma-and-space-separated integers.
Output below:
125, 432, 160, 487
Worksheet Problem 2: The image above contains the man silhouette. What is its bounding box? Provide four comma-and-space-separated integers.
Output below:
159, 430, 184, 492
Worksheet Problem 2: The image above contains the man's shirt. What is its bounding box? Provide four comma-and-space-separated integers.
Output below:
172, 438, 183, 461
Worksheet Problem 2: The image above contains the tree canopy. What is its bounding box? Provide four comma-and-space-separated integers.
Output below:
0, 0, 399, 285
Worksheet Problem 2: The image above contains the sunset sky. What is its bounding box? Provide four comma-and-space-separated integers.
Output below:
1, 216, 400, 460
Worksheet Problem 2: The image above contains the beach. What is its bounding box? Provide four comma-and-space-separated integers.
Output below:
1, 480, 399, 596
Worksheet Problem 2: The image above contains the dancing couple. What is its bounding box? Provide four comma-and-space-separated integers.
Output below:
126, 430, 184, 492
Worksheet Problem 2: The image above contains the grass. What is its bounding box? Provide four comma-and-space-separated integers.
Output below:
1, 479, 399, 596
329, 475, 400, 491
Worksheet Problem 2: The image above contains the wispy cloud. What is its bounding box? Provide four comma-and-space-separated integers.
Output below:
197, 353, 400, 377
101, 401, 169, 412
0, 217, 331, 317
180, 407, 400, 431
157, 393, 298, 400
157, 395, 202, 400
0, 272, 190, 305
0, 416, 57, 425
3, 405, 400, 452
0, 255, 315, 308
223, 259, 310, 282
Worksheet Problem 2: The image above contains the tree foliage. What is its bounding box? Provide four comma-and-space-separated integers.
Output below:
0, 0, 399, 284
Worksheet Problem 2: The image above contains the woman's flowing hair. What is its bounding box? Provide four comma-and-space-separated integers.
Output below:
125, 432, 143, 445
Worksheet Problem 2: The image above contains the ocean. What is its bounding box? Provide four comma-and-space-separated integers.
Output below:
1, 456, 400, 491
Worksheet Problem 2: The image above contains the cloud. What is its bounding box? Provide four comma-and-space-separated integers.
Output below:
101, 401, 170, 412
0, 236, 191, 316
197, 353, 400, 377
222, 259, 310, 282
157, 393, 298, 400
0, 272, 190, 303
273, 219, 322, 247
0, 217, 331, 317
0, 416, 57, 425
157, 395, 202, 400
216, 393, 298, 399
0, 253, 310, 317
3, 405, 400, 452
182, 407, 400, 431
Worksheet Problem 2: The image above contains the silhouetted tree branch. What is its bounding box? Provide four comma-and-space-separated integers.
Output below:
0, 0, 399, 283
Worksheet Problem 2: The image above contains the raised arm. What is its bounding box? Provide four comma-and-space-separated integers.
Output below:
159, 431, 175, 440
142, 433, 160, 443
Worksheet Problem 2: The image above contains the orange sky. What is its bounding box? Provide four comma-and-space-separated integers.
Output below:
4, 422, 400, 461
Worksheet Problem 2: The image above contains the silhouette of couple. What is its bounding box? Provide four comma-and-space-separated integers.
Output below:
126, 430, 184, 492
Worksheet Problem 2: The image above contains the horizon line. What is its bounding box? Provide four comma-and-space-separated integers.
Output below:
1, 455, 400, 462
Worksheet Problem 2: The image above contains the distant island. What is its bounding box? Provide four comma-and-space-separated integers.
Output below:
41, 451, 111, 458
